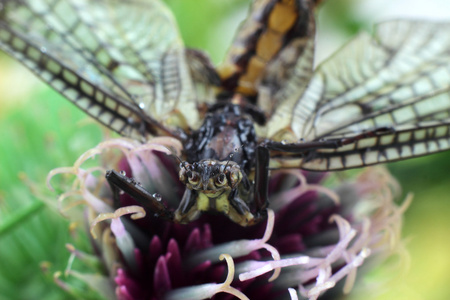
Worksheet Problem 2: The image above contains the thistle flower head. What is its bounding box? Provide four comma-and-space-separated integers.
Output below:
47, 137, 408, 300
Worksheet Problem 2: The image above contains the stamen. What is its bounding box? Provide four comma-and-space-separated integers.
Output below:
57, 190, 85, 217
73, 148, 103, 169
216, 254, 250, 299
141, 136, 183, 154
65, 244, 103, 273
300, 280, 335, 300
64, 250, 76, 277
165, 254, 250, 300
261, 209, 275, 242
339, 248, 371, 294
48, 164, 111, 214
187, 209, 279, 270
238, 255, 310, 281
186, 209, 282, 283
221, 254, 236, 287
47, 167, 78, 191
64, 269, 116, 300
270, 170, 339, 211
329, 214, 352, 239
53, 272, 71, 293
132, 142, 177, 156
288, 288, 299, 300
89, 206, 145, 272
89, 205, 146, 239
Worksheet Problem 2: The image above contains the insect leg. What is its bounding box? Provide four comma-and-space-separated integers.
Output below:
263, 128, 395, 170
255, 146, 270, 212
105, 170, 174, 221
173, 189, 201, 224
264, 127, 394, 153
225, 145, 272, 226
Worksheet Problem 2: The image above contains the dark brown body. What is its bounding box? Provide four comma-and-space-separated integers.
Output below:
184, 104, 259, 173
175, 0, 317, 225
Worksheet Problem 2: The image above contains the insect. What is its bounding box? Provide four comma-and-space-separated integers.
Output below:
1, 0, 450, 226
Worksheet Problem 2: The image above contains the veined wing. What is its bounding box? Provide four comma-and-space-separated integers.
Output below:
300, 120, 450, 171
271, 20, 450, 170
217, 0, 317, 122
0, 0, 200, 141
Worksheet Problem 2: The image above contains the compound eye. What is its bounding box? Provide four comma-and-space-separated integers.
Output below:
229, 170, 242, 187
215, 173, 227, 187
179, 168, 187, 182
188, 171, 200, 186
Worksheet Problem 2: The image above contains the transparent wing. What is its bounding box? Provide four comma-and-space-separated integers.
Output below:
269, 20, 450, 170
0, 0, 200, 141
301, 121, 450, 171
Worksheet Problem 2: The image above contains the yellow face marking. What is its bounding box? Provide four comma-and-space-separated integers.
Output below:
215, 193, 230, 213
196, 190, 231, 213
196, 192, 211, 212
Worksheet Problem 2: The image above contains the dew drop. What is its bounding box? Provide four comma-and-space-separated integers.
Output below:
152, 193, 162, 201
120, 170, 126, 176
139, 102, 145, 109
127, 117, 135, 125
281, 140, 287, 145
40, 46, 47, 53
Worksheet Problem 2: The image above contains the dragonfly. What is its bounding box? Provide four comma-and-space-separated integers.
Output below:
1, 0, 450, 226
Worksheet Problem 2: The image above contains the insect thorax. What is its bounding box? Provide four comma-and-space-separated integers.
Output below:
183, 104, 258, 173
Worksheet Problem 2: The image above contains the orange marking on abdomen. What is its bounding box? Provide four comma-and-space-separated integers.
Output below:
218, 0, 299, 97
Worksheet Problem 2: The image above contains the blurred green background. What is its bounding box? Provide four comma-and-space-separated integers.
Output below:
1, 0, 450, 299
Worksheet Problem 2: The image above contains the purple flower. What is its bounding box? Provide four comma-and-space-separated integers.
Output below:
48, 137, 409, 300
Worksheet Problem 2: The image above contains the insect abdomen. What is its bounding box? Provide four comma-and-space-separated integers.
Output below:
218, 0, 304, 96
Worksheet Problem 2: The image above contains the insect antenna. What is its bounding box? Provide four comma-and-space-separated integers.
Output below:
147, 143, 189, 171
174, 155, 189, 171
